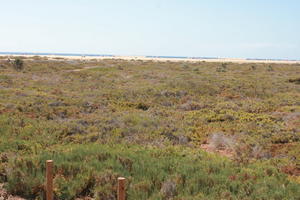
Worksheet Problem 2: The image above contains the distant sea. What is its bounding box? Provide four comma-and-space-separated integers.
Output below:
0, 52, 114, 57
0, 52, 217, 59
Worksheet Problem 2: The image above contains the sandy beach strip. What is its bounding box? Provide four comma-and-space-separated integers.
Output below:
0, 54, 299, 64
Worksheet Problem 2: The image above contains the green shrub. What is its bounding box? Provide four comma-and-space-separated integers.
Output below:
3, 144, 300, 199
1, 58, 300, 199
12, 58, 24, 71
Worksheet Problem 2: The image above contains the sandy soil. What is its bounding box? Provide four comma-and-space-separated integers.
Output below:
69, 66, 103, 72
200, 144, 233, 158
1, 54, 299, 64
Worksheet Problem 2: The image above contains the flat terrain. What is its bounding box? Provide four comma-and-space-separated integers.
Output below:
0, 56, 299, 199
1, 54, 300, 64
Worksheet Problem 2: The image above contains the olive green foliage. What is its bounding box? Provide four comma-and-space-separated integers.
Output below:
0, 57, 299, 199
12, 58, 24, 71
3, 144, 300, 200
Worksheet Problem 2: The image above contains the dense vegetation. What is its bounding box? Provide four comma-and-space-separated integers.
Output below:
0, 57, 299, 199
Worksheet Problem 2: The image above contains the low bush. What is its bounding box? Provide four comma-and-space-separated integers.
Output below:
4, 144, 300, 199
0, 59, 299, 199
12, 58, 24, 71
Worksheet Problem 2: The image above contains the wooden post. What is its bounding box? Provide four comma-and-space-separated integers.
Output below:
46, 160, 53, 200
118, 177, 126, 200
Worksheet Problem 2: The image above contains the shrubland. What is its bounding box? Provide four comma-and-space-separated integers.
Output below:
0, 57, 299, 199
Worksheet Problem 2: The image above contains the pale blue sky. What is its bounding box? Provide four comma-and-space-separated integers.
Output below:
0, 0, 299, 59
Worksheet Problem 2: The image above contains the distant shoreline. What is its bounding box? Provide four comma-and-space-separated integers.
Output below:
0, 52, 299, 64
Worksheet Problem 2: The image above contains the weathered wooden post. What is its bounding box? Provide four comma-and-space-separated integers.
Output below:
118, 177, 126, 200
46, 160, 53, 200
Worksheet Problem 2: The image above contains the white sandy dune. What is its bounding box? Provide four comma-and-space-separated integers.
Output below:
0, 54, 299, 64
